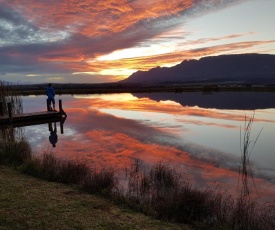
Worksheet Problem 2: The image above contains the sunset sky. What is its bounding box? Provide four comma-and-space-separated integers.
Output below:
1, 0, 275, 84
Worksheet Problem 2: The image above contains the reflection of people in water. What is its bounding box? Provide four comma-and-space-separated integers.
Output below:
49, 122, 58, 147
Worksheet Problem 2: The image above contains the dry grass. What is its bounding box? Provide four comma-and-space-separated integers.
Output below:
20, 153, 116, 196
0, 80, 23, 115
122, 160, 275, 230
0, 139, 31, 166
0, 167, 186, 230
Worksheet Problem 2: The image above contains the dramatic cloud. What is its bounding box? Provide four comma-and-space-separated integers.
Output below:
1, 0, 274, 83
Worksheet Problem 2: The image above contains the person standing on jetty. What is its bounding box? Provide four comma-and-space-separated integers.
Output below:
46, 83, 56, 111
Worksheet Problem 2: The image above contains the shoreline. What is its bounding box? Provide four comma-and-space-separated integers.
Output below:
10, 83, 275, 96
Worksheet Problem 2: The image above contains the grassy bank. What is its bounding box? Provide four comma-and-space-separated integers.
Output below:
0, 167, 186, 230
1, 139, 274, 230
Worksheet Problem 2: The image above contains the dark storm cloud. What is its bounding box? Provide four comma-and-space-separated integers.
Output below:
0, 3, 28, 25
0, 4, 40, 44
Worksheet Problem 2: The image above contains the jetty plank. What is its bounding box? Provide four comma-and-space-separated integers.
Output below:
0, 99, 67, 129
0, 111, 61, 125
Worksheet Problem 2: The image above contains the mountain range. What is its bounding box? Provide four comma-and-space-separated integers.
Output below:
121, 54, 275, 85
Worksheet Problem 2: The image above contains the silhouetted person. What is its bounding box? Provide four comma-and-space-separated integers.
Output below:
49, 122, 58, 148
46, 83, 55, 111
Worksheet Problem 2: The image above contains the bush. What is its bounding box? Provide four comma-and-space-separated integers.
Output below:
20, 153, 116, 196
0, 139, 31, 166
58, 160, 90, 184
82, 168, 116, 195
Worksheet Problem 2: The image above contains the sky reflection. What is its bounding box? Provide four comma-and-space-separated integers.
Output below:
21, 92, 275, 203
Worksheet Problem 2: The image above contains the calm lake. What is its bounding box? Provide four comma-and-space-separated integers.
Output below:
22, 92, 275, 202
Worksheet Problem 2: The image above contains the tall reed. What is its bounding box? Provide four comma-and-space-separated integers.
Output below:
239, 114, 262, 197
0, 80, 23, 115
0, 81, 28, 165
0, 80, 24, 145
123, 160, 275, 229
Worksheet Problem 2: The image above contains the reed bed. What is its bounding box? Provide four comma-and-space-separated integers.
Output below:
0, 80, 23, 115
122, 160, 275, 230
0, 81, 30, 165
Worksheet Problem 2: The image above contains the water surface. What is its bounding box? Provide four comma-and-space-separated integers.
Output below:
22, 92, 275, 202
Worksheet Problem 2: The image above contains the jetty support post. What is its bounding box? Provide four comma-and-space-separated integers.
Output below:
0, 101, 3, 116
59, 99, 67, 117
7, 102, 12, 123
60, 118, 65, 134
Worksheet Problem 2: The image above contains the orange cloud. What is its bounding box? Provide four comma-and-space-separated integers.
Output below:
4, 0, 265, 76
2, 0, 274, 83
85, 40, 275, 74
5, 0, 193, 36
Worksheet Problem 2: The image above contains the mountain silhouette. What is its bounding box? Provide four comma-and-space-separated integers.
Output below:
122, 54, 275, 84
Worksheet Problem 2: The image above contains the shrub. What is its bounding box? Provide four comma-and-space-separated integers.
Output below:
82, 168, 116, 195
58, 160, 90, 184
20, 153, 116, 196
0, 139, 31, 166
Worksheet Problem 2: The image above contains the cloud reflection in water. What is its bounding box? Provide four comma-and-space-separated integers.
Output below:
23, 93, 275, 203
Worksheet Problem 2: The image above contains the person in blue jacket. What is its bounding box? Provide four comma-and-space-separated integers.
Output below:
46, 83, 55, 111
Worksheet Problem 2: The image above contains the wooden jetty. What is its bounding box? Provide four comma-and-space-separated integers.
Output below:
0, 99, 67, 128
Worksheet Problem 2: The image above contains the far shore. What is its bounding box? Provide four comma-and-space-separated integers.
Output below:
10, 83, 275, 95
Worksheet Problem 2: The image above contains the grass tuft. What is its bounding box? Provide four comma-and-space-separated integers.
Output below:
20, 153, 116, 196
0, 139, 32, 166
82, 168, 116, 195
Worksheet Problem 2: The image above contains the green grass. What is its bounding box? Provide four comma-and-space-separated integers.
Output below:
0, 167, 188, 230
